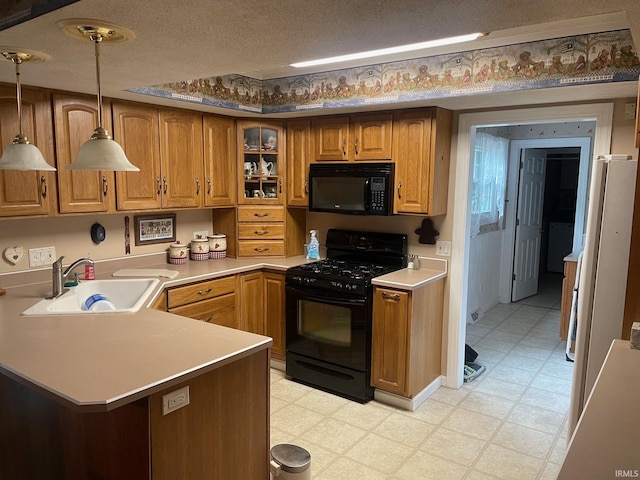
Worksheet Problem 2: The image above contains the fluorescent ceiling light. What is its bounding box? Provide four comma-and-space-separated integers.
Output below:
291, 32, 487, 68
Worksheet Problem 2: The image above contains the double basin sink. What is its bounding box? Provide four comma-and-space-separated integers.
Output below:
22, 278, 160, 316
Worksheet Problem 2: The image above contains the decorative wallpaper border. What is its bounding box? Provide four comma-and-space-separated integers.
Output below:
128, 29, 640, 114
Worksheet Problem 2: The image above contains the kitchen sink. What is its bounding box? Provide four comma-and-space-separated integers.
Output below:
22, 278, 160, 316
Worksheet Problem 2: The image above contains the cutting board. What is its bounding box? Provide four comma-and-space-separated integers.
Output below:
112, 269, 179, 279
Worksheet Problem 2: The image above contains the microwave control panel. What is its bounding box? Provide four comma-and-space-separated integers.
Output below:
371, 177, 386, 212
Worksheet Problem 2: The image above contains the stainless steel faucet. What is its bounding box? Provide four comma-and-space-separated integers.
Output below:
49, 256, 94, 299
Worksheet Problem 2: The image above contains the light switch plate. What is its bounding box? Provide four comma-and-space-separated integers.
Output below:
436, 240, 451, 256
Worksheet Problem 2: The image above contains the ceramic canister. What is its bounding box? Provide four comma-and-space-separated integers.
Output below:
191, 238, 209, 254
169, 241, 188, 259
208, 234, 227, 252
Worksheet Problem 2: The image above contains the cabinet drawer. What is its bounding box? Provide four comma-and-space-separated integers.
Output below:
238, 240, 285, 257
238, 224, 284, 240
169, 293, 240, 329
237, 206, 284, 222
167, 275, 236, 309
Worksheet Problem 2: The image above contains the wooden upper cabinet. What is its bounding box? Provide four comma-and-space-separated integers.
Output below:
393, 107, 452, 215
352, 113, 392, 161
286, 119, 311, 207
160, 109, 203, 209
203, 115, 236, 207
312, 116, 350, 161
53, 94, 115, 213
0, 85, 56, 217
112, 102, 162, 210
312, 113, 392, 162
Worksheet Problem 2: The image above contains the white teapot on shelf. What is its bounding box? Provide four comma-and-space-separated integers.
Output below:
261, 159, 275, 175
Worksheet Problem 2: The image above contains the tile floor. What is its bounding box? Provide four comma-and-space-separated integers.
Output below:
270, 273, 573, 479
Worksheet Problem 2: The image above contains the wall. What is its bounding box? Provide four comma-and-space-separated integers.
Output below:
0, 210, 214, 277
467, 230, 504, 322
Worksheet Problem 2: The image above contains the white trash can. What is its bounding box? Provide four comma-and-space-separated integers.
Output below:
270, 444, 311, 480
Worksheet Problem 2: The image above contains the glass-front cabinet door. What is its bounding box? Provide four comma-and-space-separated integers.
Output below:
237, 121, 284, 205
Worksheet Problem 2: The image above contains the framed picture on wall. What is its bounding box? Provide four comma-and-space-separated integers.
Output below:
134, 214, 176, 245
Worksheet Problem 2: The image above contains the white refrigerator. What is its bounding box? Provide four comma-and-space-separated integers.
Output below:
568, 155, 637, 434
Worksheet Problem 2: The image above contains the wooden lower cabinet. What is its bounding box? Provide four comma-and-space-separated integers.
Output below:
560, 259, 578, 341
0, 350, 269, 480
371, 280, 444, 397
240, 271, 266, 335
264, 271, 286, 360
166, 275, 240, 329
160, 270, 286, 359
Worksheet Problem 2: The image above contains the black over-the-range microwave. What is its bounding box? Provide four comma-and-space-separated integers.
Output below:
308, 162, 395, 216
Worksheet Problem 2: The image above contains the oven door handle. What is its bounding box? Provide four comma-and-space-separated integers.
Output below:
286, 285, 366, 306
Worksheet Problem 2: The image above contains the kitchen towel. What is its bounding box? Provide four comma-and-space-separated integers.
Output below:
112, 269, 179, 279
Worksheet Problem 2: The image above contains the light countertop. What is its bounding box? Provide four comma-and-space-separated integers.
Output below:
0, 254, 446, 412
558, 339, 640, 478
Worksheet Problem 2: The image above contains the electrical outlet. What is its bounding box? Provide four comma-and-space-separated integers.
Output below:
28, 246, 56, 267
162, 386, 190, 415
435, 240, 451, 256
193, 230, 208, 239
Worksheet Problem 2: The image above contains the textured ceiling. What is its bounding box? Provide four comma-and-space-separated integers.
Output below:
0, 0, 638, 116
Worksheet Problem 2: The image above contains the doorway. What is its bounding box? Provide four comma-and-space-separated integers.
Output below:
446, 103, 614, 389
500, 138, 592, 305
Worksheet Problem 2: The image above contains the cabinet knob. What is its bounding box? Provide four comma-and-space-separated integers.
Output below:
40, 175, 47, 199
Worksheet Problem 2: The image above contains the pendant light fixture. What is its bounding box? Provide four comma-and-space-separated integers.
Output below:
58, 19, 139, 171
0, 49, 55, 171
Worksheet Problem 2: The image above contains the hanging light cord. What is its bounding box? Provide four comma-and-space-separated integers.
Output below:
14, 56, 24, 138
91, 33, 104, 130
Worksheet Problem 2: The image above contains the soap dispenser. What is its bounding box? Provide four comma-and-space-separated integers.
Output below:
306, 230, 319, 260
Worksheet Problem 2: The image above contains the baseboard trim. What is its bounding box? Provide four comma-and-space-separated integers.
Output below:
270, 358, 286, 372
374, 375, 443, 411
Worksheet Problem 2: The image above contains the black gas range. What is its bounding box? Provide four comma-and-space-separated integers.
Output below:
285, 229, 407, 402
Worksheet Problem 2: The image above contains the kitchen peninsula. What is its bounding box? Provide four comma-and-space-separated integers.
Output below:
0, 270, 273, 480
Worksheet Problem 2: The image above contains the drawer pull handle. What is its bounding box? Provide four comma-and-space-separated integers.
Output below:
254, 230, 269, 235
354, 137, 359, 156
197, 288, 213, 295
102, 176, 108, 196
207, 178, 211, 194
382, 292, 400, 300
397, 181, 402, 199
156, 177, 161, 195
254, 247, 270, 252
163, 177, 168, 194
342, 138, 347, 157
195, 178, 200, 195
304, 180, 309, 194
254, 213, 269, 217
204, 316, 213, 323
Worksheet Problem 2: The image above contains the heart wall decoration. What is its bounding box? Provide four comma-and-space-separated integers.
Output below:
3, 246, 25, 265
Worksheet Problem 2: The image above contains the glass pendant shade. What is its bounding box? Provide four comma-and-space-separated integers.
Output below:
67, 127, 139, 171
0, 49, 55, 171
0, 136, 55, 171
60, 21, 139, 171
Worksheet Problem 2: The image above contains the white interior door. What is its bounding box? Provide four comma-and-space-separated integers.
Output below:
512, 149, 547, 301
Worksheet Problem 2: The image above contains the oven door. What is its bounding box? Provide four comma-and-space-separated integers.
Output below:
286, 284, 370, 372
